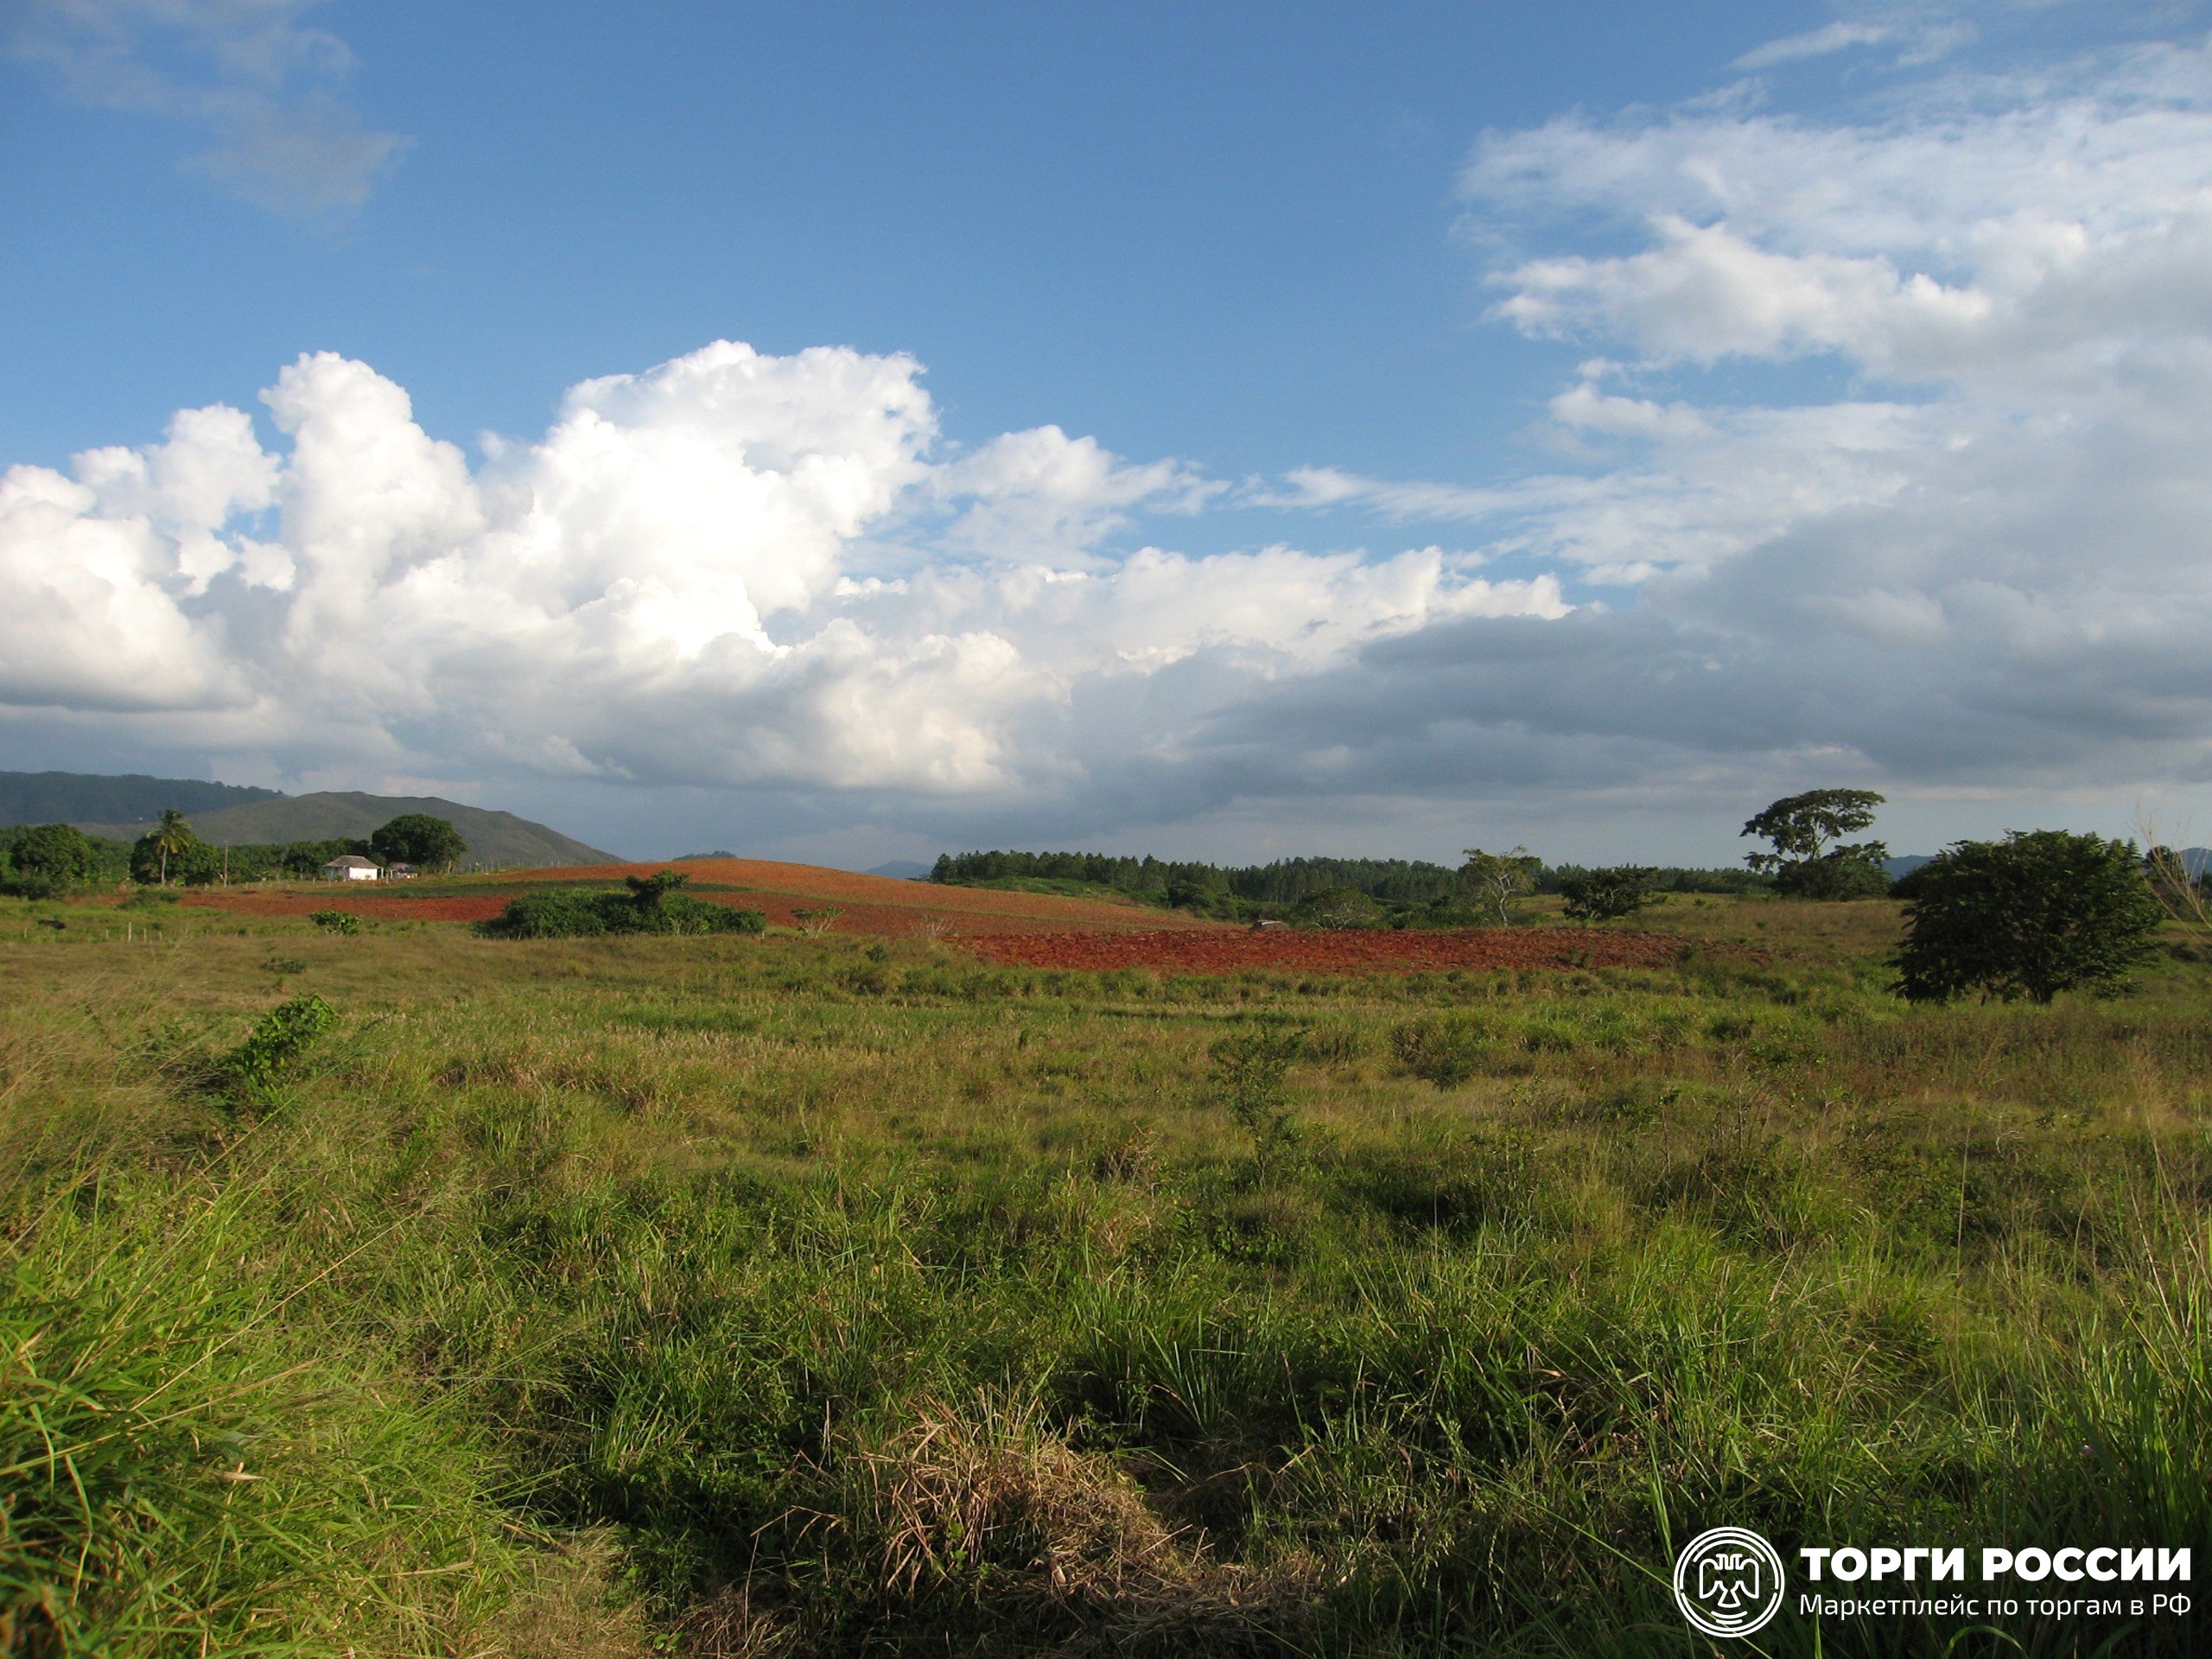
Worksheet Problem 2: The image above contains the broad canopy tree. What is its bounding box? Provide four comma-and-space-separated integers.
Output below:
1557, 866, 1660, 922
7, 823, 97, 896
1741, 789, 1891, 899
369, 815, 468, 873
1893, 830, 2165, 1004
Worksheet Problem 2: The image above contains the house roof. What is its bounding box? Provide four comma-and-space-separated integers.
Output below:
322, 855, 378, 869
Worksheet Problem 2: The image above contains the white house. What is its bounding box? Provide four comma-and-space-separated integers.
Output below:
321, 856, 380, 881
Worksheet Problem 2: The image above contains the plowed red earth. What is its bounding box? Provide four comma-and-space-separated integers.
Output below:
969, 926, 1689, 975
175, 859, 1215, 938
179, 893, 507, 922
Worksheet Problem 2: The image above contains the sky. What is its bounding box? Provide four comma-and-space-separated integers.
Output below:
6, 1, 2212, 868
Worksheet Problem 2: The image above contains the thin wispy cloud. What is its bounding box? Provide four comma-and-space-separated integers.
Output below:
1734, 21, 1900, 70
8, 0, 408, 216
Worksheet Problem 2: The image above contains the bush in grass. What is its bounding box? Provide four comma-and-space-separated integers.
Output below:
307, 909, 362, 935
1389, 1015, 1492, 1087
478, 870, 767, 938
1208, 1026, 1308, 1170
221, 994, 341, 1103
1894, 830, 2165, 1004
5, 823, 97, 898
1557, 865, 1660, 921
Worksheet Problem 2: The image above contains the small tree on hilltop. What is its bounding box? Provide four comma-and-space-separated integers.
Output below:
1894, 830, 2165, 1005
1557, 866, 1660, 922
1460, 847, 1541, 925
1742, 789, 1891, 899
370, 814, 468, 873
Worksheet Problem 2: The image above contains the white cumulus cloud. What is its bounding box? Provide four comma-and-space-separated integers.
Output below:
0, 340, 1557, 804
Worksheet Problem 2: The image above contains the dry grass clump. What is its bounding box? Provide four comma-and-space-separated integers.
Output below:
830, 1396, 1311, 1655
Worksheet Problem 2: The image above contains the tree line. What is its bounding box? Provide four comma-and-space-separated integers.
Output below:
934, 788, 2202, 1005
1, 810, 467, 899
928, 848, 1768, 918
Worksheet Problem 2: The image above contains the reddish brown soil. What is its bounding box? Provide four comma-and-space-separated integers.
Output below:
179, 892, 509, 923
174, 858, 1217, 938
968, 926, 1691, 975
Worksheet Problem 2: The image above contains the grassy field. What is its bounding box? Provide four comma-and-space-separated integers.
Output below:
2, 890, 2207, 1656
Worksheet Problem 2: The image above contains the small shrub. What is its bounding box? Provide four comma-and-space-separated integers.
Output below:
308, 909, 363, 935
220, 994, 341, 1102
1389, 1015, 1492, 1087
1208, 1026, 1308, 1169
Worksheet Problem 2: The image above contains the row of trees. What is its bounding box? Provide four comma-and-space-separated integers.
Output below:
935, 787, 2191, 1005
2, 811, 467, 897
930, 846, 1770, 925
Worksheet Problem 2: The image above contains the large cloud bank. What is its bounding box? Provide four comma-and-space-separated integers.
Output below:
0, 342, 1556, 807
10, 25, 2212, 851
1288, 33, 2212, 806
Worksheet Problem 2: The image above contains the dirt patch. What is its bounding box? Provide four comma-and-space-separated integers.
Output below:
172, 860, 1222, 938
181, 892, 510, 922
968, 926, 1693, 975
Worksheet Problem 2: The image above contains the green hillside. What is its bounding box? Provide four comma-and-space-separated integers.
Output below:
0, 770, 283, 826
69, 788, 617, 869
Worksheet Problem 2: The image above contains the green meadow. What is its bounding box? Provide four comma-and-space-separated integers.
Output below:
3, 894, 2207, 1656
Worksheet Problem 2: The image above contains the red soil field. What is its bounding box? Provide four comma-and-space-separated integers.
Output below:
179, 892, 509, 923
969, 926, 1692, 975
175, 859, 1217, 938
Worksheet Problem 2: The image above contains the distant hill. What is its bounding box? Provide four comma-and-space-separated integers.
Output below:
0, 770, 283, 826
5, 769, 620, 868
865, 860, 932, 880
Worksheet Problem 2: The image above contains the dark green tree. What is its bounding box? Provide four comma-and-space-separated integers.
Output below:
1557, 866, 1660, 921
9, 823, 97, 895
624, 869, 690, 912
369, 815, 467, 872
1742, 789, 1891, 899
132, 810, 202, 886
1893, 830, 2165, 1005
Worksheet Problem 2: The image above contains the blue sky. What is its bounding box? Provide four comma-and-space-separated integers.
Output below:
7, 1, 2212, 867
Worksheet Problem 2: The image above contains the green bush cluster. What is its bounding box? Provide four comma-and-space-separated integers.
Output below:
478, 870, 767, 938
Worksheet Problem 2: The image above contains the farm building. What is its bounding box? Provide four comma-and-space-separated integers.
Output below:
321, 855, 380, 881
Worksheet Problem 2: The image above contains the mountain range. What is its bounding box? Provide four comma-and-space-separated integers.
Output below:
1, 772, 617, 869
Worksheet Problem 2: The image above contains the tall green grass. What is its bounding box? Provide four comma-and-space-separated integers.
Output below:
2, 906, 2207, 1654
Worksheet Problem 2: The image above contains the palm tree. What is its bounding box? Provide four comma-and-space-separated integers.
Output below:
150, 810, 195, 887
